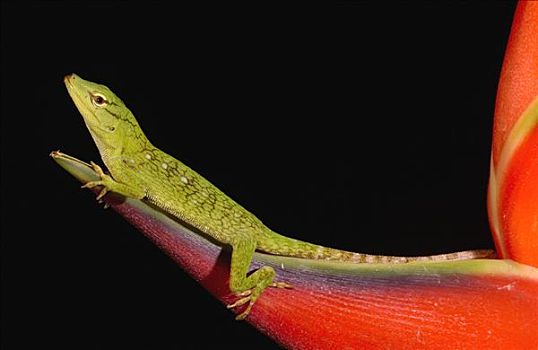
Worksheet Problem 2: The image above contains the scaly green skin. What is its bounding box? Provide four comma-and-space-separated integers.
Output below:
64, 74, 495, 320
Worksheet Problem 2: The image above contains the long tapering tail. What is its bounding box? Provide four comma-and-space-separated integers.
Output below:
257, 232, 496, 263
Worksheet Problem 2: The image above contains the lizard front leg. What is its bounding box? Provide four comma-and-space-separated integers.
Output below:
226, 236, 292, 320
82, 161, 145, 200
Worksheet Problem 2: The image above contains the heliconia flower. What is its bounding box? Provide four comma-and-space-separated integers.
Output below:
51, 3, 538, 348
51, 151, 538, 349
488, 1, 538, 268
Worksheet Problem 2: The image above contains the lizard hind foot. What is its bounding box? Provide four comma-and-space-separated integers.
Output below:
227, 280, 292, 320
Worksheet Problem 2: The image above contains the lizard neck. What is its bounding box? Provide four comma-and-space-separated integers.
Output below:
99, 126, 151, 177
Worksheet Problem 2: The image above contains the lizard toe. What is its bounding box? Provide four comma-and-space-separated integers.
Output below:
227, 295, 251, 310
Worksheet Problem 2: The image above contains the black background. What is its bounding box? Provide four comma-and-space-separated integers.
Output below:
2, 2, 515, 349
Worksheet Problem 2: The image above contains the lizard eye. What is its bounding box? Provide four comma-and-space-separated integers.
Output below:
91, 93, 108, 107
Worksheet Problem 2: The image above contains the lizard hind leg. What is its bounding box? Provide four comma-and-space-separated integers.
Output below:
226, 236, 288, 320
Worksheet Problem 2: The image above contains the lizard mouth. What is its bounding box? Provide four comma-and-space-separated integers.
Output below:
64, 75, 100, 126
63, 74, 74, 86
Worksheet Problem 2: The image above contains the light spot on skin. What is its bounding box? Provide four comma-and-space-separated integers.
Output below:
181, 176, 189, 184
351, 253, 363, 262
365, 255, 376, 263
162, 163, 168, 169
315, 246, 325, 259
145, 154, 152, 160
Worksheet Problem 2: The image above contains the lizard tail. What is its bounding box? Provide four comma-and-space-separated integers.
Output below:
257, 232, 496, 263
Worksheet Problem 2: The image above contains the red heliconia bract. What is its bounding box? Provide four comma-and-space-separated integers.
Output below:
488, 1, 538, 268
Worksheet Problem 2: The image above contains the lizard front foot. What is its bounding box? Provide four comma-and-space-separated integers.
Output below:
81, 161, 115, 200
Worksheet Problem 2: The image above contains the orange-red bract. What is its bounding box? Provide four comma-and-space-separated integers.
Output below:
488, 1, 538, 267
53, 150, 538, 350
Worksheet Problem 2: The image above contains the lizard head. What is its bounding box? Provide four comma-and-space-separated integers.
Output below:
64, 73, 147, 160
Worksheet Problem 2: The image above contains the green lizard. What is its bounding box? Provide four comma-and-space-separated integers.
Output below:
64, 73, 494, 320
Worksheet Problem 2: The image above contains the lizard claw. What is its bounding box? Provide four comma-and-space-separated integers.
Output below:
236, 289, 252, 297
96, 187, 109, 201
81, 161, 112, 201
227, 280, 291, 320
81, 180, 102, 189
227, 296, 253, 321
227, 295, 251, 310
227, 289, 255, 320
81, 180, 108, 200
235, 305, 253, 321
97, 199, 110, 209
